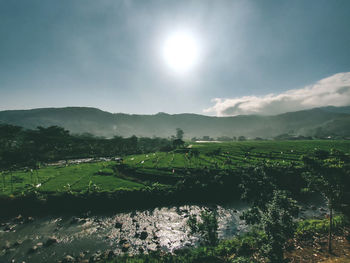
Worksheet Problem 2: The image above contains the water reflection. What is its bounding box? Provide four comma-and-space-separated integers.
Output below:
0, 200, 326, 263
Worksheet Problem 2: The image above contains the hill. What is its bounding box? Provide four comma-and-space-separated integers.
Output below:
0, 106, 349, 138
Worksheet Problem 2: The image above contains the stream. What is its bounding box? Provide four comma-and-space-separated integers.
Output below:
0, 199, 327, 263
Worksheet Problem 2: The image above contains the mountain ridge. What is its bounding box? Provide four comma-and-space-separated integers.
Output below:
0, 106, 349, 139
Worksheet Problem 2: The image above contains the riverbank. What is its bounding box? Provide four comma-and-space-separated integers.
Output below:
0, 160, 245, 217
0, 200, 330, 263
106, 215, 350, 263
0, 202, 247, 263
0, 181, 243, 218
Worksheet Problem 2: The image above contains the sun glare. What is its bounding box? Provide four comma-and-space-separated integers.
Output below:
162, 31, 200, 74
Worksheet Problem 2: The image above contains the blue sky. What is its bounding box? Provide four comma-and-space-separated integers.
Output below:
1, 0, 350, 115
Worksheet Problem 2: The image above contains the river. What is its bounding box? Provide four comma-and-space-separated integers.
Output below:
0, 199, 327, 263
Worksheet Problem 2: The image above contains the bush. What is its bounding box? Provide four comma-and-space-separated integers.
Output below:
187, 208, 219, 246
296, 215, 347, 238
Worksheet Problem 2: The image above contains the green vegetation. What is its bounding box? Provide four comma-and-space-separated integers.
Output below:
104, 145, 350, 263
1, 125, 350, 262
296, 215, 347, 238
122, 140, 350, 181
188, 208, 219, 246
108, 144, 350, 262
1, 139, 349, 204
107, 230, 264, 263
0, 124, 173, 171
106, 216, 348, 263
126, 140, 350, 167
0, 162, 144, 197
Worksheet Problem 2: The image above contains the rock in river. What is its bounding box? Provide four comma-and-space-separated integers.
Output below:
28, 245, 38, 254
140, 231, 148, 240
122, 243, 131, 252
119, 238, 128, 245
115, 221, 123, 229
44, 237, 58, 247
62, 255, 75, 263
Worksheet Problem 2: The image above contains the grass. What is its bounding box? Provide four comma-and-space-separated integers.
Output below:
1, 140, 350, 260
0, 162, 144, 197
296, 215, 347, 237
287, 216, 350, 262
1, 140, 349, 198
123, 140, 350, 177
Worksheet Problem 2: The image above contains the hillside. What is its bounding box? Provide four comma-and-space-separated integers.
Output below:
0, 106, 349, 138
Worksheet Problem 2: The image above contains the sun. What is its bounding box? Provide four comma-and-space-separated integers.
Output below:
162, 31, 200, 74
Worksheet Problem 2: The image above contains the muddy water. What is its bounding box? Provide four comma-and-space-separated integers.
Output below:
0, 200, 326, 263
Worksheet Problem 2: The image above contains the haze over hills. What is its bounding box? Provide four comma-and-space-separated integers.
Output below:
0, 106, 349, 139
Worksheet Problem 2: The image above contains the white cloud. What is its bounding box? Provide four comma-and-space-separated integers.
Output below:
204, 72, 350, 116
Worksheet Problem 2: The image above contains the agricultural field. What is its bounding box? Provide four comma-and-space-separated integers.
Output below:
1, 140, 350, 263
1, 140, 349, 197
0, 162, 144, 197
123, 140, 350, 176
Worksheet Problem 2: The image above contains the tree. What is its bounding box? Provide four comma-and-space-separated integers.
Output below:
240, 166, 276, 210
173, 138, 185, 148
0, 124, 22, 149
302, 149, 350, 253
240, 165, 299, 262
126, 135, 138, 153
241, 190, 298, 263
202, 136, 211, 141
187, 208, 219, 246
238, 136, 246, 141
260, 191, 299, 262
176, 128, 184, 140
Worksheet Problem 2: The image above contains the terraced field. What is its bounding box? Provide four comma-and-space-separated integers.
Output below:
0, 162, 144, 196
1, 140, 349, 197
123, 140, 350, 176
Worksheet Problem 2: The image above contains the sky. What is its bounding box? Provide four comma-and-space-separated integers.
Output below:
1, 0, 350, 116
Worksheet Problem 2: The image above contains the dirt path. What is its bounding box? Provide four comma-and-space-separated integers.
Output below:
286, 233, 350, 262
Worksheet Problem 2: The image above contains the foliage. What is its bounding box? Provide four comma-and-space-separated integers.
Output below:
302, 149, 350, 210
295, 215, 347, 238
239, 164, 304, 220
124, 140, 350, 179
240, 163, 299, 262
187, 208, 219, 246
173, 138, 185, 148
238, 136, 246, 141
107, 249, 223, 263
104, 213, 349, 263
2, 124, 350, 262
0, 162, 144, 197
107, 232, 263, 262
240, 166, 277, 214
176, 128, 184, 140
302, 149, 350, 252
0, 124, 173, 171
241, 190, 299, 262
260, 191, 299, 263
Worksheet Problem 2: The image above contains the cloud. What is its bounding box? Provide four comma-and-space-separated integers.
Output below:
204, 72, 350, 116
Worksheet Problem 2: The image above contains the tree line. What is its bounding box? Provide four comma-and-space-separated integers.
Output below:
0, 124, 173, 170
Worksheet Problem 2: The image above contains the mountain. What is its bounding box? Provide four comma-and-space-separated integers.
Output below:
0, 106, 350, 139
317, 106, 350, 114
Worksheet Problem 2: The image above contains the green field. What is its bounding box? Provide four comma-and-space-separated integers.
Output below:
1, 140, 349, 197
123, 140, 350, 175
0, 162, 144, 197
